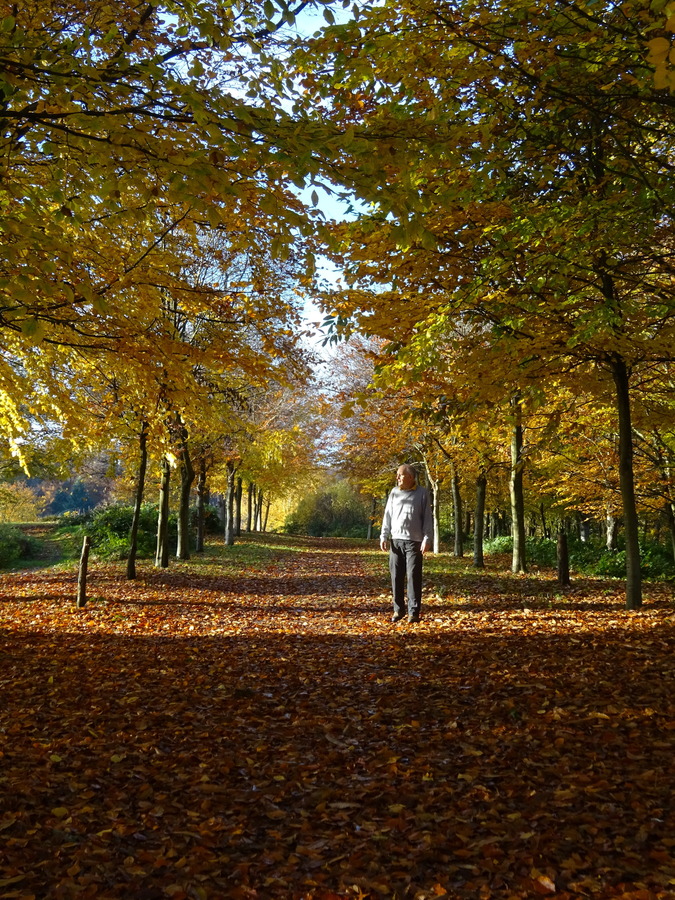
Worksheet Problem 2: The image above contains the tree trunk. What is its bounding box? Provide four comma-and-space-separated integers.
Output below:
256, 487, 264, 531
451, 468, 463, 557
235, 476, 243, 537
247, 482, 254, 532
263, 497, 271, 532
540, 502, 549, 540
605, 507, 619, 553
176, 427, 195, 560
474, 472, 487, 569
430, 480, 441, 554
126, 420, 148, 580
610, 354, 642, 609
155, 456, 171, 568
510, 395, 527, 574
367, 496, 377, 540
666, 502, 675, 563
224, 461, 236, 546
196, 456, 207, 553
557, 530, 570, 587
77, 535, 91, 608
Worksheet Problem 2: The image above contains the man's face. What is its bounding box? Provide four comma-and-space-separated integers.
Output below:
396, 467, 416, 490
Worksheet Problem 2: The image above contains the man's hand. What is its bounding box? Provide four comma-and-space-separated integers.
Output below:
421, 538, 431, 555
380, 538, 389, 552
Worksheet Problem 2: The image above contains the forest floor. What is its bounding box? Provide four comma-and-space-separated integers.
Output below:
1, 534, 675, 900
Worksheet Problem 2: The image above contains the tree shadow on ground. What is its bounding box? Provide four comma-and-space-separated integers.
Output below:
2, 625, 675, 898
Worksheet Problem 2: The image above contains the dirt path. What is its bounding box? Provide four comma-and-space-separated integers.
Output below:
1, 536, 675, 898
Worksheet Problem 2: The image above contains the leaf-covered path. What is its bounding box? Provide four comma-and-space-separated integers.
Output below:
2, 536, 675, 899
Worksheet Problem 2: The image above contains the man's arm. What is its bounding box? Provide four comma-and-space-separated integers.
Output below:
380, 491, 392, 551
421, 488, 434, 553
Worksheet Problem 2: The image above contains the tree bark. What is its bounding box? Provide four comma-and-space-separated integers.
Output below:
255, 487, 264, 531
540, 502, 549, 540
77, 535, 91, 608
605, 508, 618, 551
557, 530, 570, 587
235, 476, 243, 537
196, 455, 207, 553
224, 460, 236, 546
247, 482, 254, 532
126, 420, 148, 580
666, 502, 675, 563
610, 354, 642, 609
473, 472, 487, 569
510, 395, 527, 574
474, 472, 487, 569
367, 496, 377, 540
155, 456, 171, 568
176, 425, 194, 560
263, 497, 271, 532
451, 468, 463, 557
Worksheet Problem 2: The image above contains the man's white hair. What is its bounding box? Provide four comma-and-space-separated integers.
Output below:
397, 464, 417, 481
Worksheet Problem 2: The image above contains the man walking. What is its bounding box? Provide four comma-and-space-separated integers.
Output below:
380, 464, 433, 624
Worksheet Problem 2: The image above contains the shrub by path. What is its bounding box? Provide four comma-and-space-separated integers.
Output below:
1, 535, 675, 899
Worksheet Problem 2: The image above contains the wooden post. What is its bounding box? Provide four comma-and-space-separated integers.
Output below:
77, 535, 91, 608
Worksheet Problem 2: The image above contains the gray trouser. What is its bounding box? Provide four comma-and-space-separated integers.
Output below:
389, 539, 423, 617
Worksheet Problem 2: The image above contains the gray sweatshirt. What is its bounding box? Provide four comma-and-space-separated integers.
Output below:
380, 485, 433, 544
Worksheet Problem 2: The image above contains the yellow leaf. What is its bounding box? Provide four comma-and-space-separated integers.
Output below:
647, 37, 671, 63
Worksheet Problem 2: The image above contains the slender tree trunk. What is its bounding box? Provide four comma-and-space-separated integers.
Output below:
557, 530, 570, 587
451, 468, 463, 557
196, 456, 207, 553
510, 395, 527, 574
224, 461, 236, 546
155, 456, 171, 568
665, 502, 675, 563
263, 498, 271, 532
474, 472, 487, 569
235, 476, 243, 537
256, 487, 264, 531
540, 502, 549, 540
420, 452, 441, 553
606, 507, 618, 551
610, 354, 642, 609
367, 496, 377, 540
247, 482, 254, 532
430, 480, 440, 554
176, 426, 195, 560
126, 420, 148, 580
77, 535, 91, 608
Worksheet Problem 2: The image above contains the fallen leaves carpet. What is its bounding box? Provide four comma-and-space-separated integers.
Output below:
2, 535, 675, 899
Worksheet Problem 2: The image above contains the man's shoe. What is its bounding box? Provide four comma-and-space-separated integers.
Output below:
407, 614, 420, 624
391, 613, 405, 622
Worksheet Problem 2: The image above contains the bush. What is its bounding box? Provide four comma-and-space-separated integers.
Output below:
285, 482, 370, 537
191, 503, 222, 534
0, 524, 37, 568
483, 533, 675, 579
483, 535, 515, 556
71, 501, 222, 560
593, 550, 628, 578
81, 503, 167, 560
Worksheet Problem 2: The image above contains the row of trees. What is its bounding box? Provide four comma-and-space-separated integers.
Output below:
5, 0, 675, 608
0, 0, 341, 567
290, 0, 675, 608
330, 337, 673, 564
